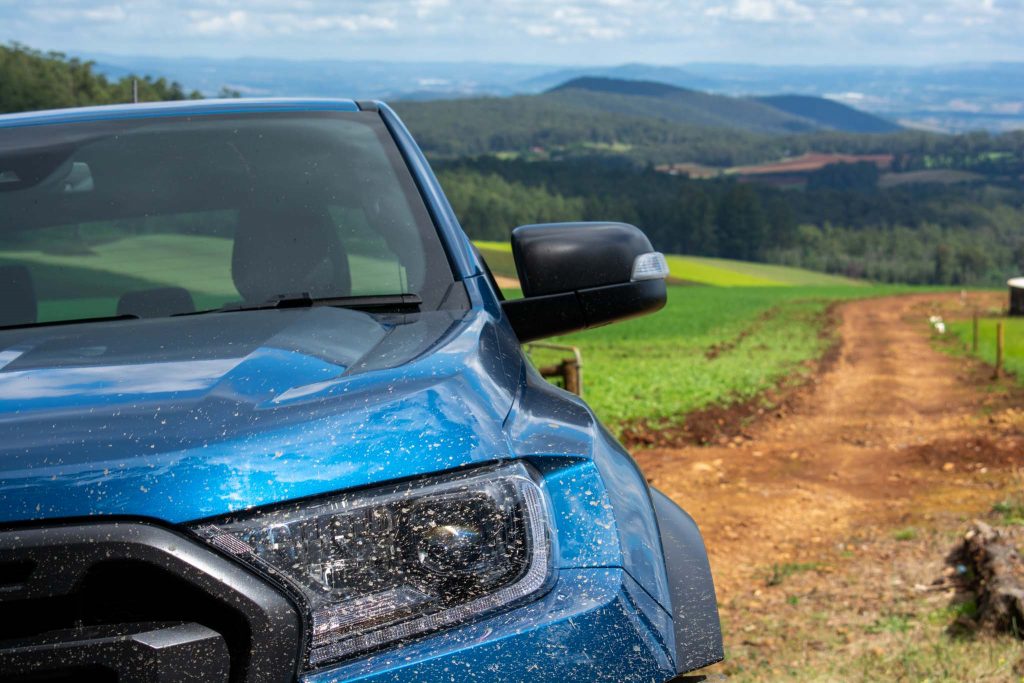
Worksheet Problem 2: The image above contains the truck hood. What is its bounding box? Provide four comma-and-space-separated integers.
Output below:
0, 307, 522, 524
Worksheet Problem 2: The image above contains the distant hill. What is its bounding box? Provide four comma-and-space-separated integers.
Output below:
549, 76, 694, 98
754, 95, 900, 133
547, 77, 818, 134
394, 76, 909, 162
81, 53, 1024, 132
520, 64, 720, 93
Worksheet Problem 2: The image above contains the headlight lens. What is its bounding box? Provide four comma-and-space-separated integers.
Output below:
192, 462, 553, 667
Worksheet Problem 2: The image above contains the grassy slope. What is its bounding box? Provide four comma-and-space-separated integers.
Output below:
543, 87, 812, 135
948, 317, 1024, 383
2, 234, 403, 321
474, 240, 862, 287
534, 285, 909, 430
665, 255, 864, 287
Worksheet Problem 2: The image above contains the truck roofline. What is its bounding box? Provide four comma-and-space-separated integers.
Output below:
0, 97, 362, 128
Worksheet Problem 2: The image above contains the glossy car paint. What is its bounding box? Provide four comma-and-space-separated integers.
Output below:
0, 100, 720, 681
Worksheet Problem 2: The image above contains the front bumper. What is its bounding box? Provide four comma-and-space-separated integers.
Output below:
0, 507, 713, 683
308, 568, 677, 683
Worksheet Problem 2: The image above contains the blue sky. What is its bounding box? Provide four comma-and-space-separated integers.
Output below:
2, 0, 1022, 65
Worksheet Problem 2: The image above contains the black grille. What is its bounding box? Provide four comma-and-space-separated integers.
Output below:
0, 522, 301, 682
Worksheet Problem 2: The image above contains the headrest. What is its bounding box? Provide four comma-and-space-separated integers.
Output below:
117, 287, 195, 318
231, 205, 351, 304
0, 265, 37, 328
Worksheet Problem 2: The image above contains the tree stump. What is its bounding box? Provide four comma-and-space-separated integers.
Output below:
953, 521, 1024, 636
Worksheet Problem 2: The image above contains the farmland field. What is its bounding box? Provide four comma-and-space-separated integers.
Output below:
533, 284, 910, 431
474, 239, 909, 431
474, 240, 863, 287
663, 255, 863, 287
948, 316, 1024, 383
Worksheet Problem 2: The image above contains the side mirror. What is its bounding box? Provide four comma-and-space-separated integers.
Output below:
501, 222, 668, 343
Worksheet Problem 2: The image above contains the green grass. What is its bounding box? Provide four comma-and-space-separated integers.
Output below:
665, 255, 865, 287
473, 241, 518, 283
865, 614, 913, 634
766, 562, 825, 587
2, 233, 405, 322
473, 240, 864, 288
991, 497, 1024, 525
532, 285, 912, 430
2, 234, 239, 298
948, 316, 1024, 384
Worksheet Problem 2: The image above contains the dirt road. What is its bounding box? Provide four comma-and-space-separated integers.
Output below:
635, 294, 1024, 679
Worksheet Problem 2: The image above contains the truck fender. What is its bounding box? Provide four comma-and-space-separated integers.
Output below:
650, 487, 725, 674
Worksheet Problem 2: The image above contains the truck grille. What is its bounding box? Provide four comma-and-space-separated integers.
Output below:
0, 522, 301, 682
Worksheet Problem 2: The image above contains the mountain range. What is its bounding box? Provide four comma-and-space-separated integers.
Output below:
388, 76, 903, 162
86, 53, 1024, 133
547, 77, 900, 134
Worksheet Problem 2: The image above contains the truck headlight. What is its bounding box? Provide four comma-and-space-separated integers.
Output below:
192, 462, 553, 667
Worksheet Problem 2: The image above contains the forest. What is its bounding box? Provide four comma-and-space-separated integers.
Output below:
437, 158, 1024, 285
394, 94, 1024, 170
0, 43, 223, 114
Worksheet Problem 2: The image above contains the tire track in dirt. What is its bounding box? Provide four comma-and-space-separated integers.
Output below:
634, 293, 1024, 604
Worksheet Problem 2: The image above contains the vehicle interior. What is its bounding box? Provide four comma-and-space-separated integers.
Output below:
0, 112, 453, 326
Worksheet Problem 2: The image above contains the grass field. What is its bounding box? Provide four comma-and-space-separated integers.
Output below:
2, 234, 405, 322
948, 316, 1024, 383
474, 240, 895, 431
664, 255, 864, 287
528, 285, 912, 431
473, 240, 863, 288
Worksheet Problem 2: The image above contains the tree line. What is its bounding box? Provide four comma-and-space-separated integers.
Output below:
395, 95, 1024, 171
0, 43, 211, 114
437, 158, 1024, 286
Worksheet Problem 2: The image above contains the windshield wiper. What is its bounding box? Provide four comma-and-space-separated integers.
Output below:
210, 293, 423, 315
0, 313, 140, 332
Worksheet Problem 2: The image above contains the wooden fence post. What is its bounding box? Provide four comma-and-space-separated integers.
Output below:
562, 360, 581, 396
528, 343, 583, 397
993, 321, 1005, 379
972, 312, 979, 354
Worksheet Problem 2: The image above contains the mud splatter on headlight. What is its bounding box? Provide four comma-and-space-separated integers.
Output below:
193, 462, 554, 667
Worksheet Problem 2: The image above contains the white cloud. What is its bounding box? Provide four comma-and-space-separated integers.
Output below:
83, 5, 128, 22
414, 0, 450, 19
189, 10, 252, 36
705, 0, 813, 23
186, 7, 396, 36
512, 3, 630, 43
3, 0, 1023, 64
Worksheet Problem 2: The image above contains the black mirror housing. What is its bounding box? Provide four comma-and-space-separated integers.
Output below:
501, 222, 668, 343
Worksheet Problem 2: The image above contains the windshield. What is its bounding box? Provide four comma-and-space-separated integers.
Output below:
0, 110, 455, 327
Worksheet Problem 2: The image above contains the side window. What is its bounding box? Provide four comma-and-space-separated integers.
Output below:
328, 205, 408, 295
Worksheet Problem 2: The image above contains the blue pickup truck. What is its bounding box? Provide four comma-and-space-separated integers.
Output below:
0, 99, 722, 682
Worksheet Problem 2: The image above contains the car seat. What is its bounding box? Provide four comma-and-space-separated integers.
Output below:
231, 205, 351, 304
0, 265, 37, 327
